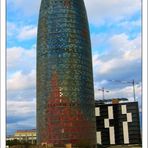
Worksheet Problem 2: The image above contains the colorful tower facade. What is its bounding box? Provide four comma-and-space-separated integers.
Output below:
37, 0, 96, 146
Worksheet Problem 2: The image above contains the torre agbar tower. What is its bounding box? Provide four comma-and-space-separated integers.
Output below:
37, 0, 96, 146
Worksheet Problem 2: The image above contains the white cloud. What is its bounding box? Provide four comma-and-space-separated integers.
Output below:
7, 22, 37, 40
17, 26, 37, 40
7, 45, 36, 71
118, 20, 141, 30
93, 33, 141, 75
7, 99, 36, 116
7, 70, 36, 91
84, 0, 141, 25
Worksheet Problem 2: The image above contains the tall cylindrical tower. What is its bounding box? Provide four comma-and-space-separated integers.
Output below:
37, 0, 96, 146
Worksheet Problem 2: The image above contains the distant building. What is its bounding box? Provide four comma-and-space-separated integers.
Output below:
95, 101, 141, 146
7, 129, 36, 144
6, 135, 15, 141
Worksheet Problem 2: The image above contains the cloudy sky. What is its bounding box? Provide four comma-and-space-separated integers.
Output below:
7, 0, 142, 135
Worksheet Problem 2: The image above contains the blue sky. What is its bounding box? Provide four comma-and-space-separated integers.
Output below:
7, 0, 142, 135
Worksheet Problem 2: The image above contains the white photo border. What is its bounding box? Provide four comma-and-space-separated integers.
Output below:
0, 0, 6, 147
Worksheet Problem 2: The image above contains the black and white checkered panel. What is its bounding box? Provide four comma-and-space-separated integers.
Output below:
95, 105, 115, 145
95, 102, 141, 145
